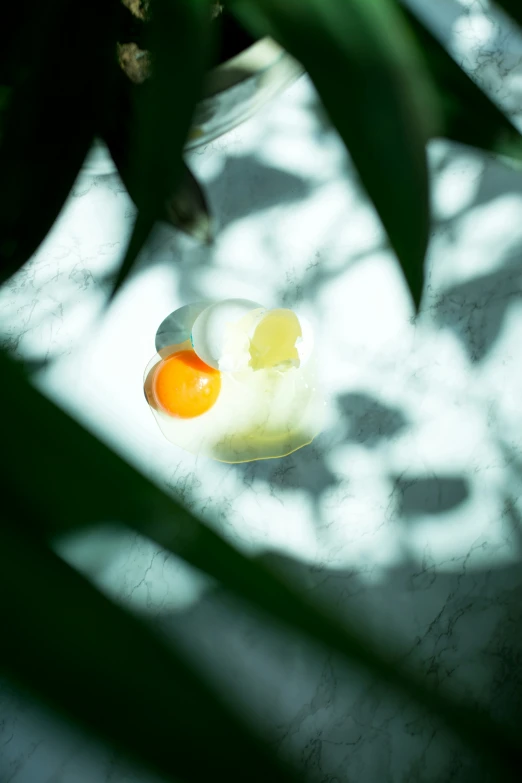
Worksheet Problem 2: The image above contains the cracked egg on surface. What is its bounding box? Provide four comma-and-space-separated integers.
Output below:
144, 299, 325, 463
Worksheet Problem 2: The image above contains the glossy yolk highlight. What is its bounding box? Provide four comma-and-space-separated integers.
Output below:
153, 350, 221, 418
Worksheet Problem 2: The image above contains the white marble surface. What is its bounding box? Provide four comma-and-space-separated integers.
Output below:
2, 1, 522, 781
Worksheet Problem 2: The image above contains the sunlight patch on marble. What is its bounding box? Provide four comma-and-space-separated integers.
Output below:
454, 194, 522, 267
316, 250, 415, 353
455, 0, 490, 8
451, 9, 498, 55
54, 525, 211, 613
431, 149, 485, 221
427, 191, 522, 296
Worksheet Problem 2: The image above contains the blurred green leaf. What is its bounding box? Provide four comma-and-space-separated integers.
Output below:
0, 0, 118, 284
232, 0, 439, 309
0, 522, 299, 783
494, 1, 522, 30
404, 6, 522, 162
0, 85, 12, 141
1, 349, 521, 779
101, 70, 213, 246
0, 0, 43, 83
111, 0, 214, 296
164, 163, 214, 244
0, 86, 11, 111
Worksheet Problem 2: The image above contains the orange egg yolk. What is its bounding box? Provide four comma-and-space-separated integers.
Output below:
152, 350, 221, 418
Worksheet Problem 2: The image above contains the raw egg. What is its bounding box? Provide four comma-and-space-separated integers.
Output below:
144, 300, 324, 462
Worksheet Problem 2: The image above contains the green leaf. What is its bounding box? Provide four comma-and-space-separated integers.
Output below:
110, 0, 214, 293
100, 71, 213, 245
164, 163, 214, 244
494, 1, 522, 30
0, 85, 12, 142
232, 0, 440, 310
404, 7, 522, 162
0, 1, 118, 284
1, 349, 521, 779
0, 85, 12, 112
0, 0, 44, 83
0, 522, 299, 783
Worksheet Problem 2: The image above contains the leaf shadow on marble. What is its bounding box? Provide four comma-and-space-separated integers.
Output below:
174, 99, 385, 314
5, 506, 520, 783
134, 151, 318, 311
206, 154, 311, 231
430, 147, 522, 363
275, 242, 385, 311
432, 250, 522, 362
1, 149, 314, 369
231, 391, 411, 540
155, 543, 522, 783
336, 392, 409, 448
220, 393, 411, 557
391, 475, 470, 519
235, 440, 339, 505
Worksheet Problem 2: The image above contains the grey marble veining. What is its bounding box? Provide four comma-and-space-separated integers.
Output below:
2, 1, 522, 782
